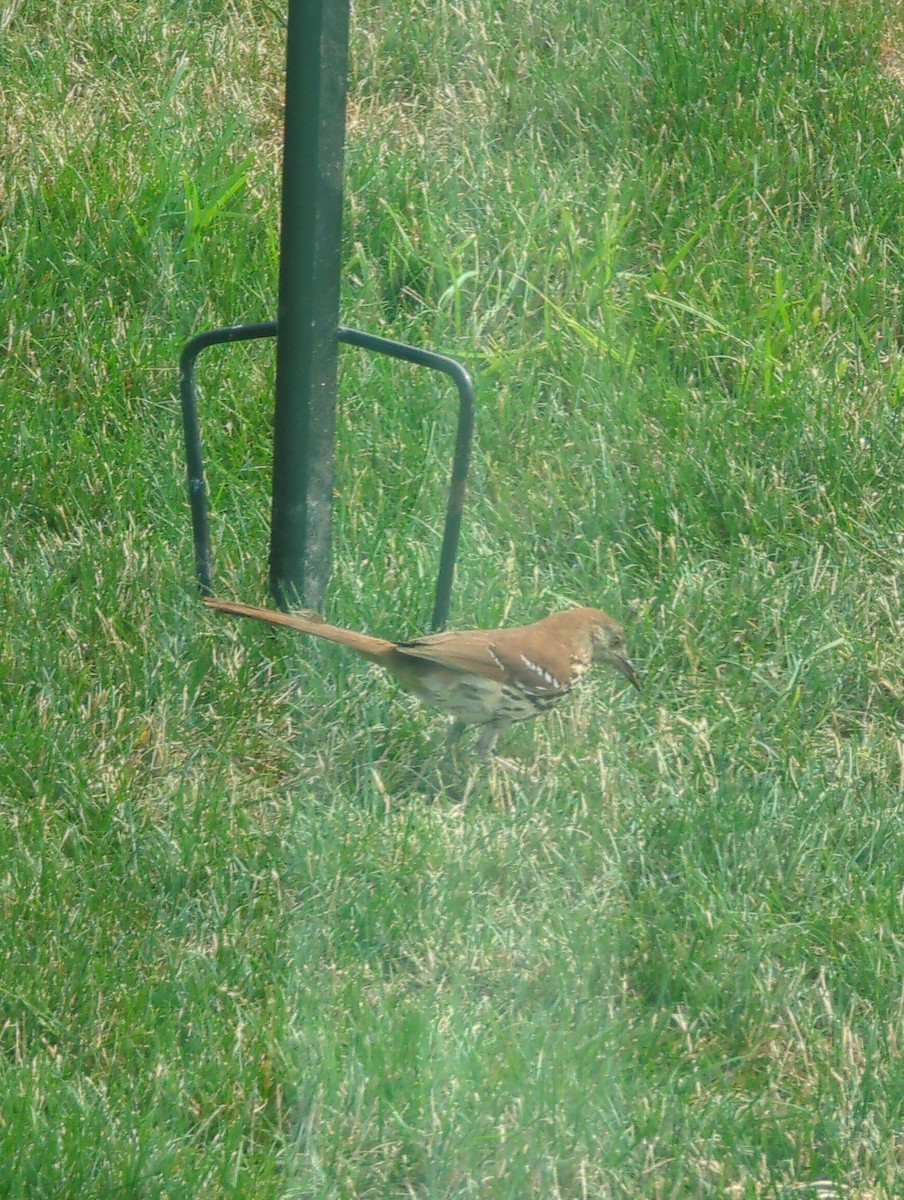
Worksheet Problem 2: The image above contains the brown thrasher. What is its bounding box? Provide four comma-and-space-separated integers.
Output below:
203, 597, 641, 756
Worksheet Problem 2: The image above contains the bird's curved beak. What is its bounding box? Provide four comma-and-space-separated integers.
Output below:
614, 654, 642, 690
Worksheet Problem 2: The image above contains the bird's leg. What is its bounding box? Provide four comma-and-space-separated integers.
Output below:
475, 723, 504, 758
441, 718, 468, 767
446, 718, 467, 748
476, 722, 525, 773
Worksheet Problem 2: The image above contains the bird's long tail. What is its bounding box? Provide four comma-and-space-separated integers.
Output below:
202, 597, 395, 663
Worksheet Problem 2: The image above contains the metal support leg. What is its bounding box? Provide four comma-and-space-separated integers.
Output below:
178, 322, 475, 629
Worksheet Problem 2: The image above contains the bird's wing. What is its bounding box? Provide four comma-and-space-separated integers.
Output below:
395, 629, 573, 694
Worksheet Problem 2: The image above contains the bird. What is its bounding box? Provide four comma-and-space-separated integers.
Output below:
203, 597, 641, 756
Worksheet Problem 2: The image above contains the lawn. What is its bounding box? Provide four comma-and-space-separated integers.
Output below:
2, 0, 903, 1196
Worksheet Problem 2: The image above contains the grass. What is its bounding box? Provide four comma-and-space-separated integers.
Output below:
2, 0, 903, 1195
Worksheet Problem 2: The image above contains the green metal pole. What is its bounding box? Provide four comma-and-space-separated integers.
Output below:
269, 0, 349, 609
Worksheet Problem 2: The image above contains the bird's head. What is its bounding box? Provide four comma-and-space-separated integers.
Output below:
587, 610, 642, 690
